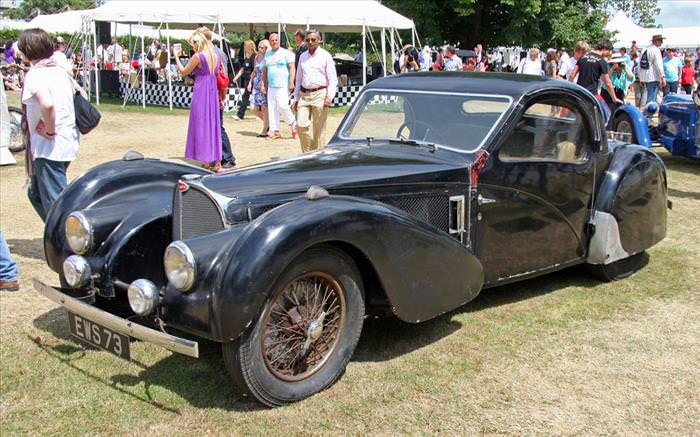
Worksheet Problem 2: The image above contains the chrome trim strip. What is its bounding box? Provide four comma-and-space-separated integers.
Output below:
32, 278, 199, 359
338, 88, 514, 154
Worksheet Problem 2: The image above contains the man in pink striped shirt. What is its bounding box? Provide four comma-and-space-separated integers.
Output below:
292, 29, 338, 152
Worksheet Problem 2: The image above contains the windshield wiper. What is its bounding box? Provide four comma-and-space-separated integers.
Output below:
388, 137, 437, 152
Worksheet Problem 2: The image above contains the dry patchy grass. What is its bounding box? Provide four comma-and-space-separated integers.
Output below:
0, 93, 699, 436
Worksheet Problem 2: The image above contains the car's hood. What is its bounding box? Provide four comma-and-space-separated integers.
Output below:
200, 143, 472, 199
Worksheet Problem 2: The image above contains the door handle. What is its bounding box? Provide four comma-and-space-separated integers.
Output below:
477, 194, 497, 206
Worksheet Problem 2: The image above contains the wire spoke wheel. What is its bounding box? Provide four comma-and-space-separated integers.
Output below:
261, 272, 346, 381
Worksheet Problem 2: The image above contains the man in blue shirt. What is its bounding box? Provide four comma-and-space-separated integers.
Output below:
662, 48, 682, 96
262, 33, 297, 140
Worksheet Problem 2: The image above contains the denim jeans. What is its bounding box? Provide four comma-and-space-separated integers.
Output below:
645, 81, 660, 104
27, 158, 69, 222
220, 109, 235, 165
0, 230, 18, 282
663, 81, 679, 96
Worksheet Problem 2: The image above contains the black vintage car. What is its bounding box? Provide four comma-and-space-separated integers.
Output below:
34, 72, 668, 406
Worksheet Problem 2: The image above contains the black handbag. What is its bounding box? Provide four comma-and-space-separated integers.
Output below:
73, 91, 101, 134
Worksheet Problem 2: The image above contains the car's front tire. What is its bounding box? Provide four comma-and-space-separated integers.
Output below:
614, 112, 637, 144
223, 245, 365, 407
588, 251, 645, 282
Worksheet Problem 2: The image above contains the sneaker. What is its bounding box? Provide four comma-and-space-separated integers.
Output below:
231, 115, 242, 121
0, 280, 19, 292
269, 132, 282, 140
291, 125, 298, 139
222, 161, 236, 169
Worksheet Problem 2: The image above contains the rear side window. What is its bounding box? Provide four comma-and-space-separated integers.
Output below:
499, 99, 590, 163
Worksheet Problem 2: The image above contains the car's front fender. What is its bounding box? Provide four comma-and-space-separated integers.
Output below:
186, 195, 484, 342
612, 104, 652, 148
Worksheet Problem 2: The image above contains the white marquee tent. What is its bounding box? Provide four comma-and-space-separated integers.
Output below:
606, 11, 700, 49
84, 0, 417, 108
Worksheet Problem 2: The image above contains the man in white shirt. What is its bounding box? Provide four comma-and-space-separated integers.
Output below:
107, 38, 122, 70
638, 34, 666, 104
517, 48, 542, 75
292, 29, 338, 152
51, 37, 73, 74
558, 47, 571, 79
443, 46, 463, 71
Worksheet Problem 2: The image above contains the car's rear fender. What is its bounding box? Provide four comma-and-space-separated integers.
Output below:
588, 145, 667, 264
188, 195, 484, 342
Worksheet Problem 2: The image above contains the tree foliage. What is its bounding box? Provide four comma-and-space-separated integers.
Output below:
604, 0, 660, 27
382, 0, 657, 49
4, 0, 97, 20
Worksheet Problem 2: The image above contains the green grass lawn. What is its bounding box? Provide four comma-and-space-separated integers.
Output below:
0, 152, 698, 436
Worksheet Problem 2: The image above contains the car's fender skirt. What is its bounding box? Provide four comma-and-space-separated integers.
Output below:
591, 145, 667, 261
200, 196, 484, 342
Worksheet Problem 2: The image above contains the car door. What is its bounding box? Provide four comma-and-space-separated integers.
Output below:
474, 94, 597, 284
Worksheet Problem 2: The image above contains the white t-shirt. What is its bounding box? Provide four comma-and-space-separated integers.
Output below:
639, 45, 664, 83
558, 52, 571, 77
518, 57, 542, 75
22, 66, 79, 162
51, 51, 72, 74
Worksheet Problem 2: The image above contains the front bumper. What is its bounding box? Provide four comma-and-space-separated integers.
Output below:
32, 278, 199, 358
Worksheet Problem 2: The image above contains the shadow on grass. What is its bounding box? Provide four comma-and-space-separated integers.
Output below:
236, 131, 264, 137
7, 238, 44, 261
667, 187, 700, 200
661, 154, 700, 178
29, 262, 614, 410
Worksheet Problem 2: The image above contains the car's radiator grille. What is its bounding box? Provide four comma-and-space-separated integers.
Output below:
174, 185, 226, 240
381, 195, 449, 232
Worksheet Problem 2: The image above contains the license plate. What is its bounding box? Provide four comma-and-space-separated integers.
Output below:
67, 311, 131, 360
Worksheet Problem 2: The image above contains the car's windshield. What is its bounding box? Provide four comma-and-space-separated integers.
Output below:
339, 90, 512, 152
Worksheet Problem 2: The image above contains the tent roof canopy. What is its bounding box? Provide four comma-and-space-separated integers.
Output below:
606, 11, 700, 49
88, 0, 415, 32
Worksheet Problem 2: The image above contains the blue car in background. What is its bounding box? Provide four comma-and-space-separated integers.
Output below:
611, 91, 699, 159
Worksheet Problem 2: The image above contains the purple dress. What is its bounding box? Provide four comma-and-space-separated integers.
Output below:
185, 52, 222, 162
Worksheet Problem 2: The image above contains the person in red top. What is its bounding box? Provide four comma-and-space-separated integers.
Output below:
680, 57, 696, 95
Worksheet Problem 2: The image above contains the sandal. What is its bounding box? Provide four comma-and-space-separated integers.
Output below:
256, 127, 269, 138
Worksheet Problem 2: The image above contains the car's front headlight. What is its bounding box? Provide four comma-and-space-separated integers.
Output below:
127, 279, 158, 315
63, 255, 91, 288
65, 212, 93, 254
164, 241, 196, 292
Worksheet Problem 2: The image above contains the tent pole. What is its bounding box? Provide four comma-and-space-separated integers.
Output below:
411, 26, 415, 47
82, 16, 89, 100
249, 23, 254, 40
129, 24, 131, 53
166, 22, 172, 111
381, 27, 387, 77
362, 24, 367, 86
141, 20, 145, 109
390, 27, 395, 75
92, 19, 100, 105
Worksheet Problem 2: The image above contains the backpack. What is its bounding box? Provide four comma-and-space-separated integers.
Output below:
640, 49, 650, 70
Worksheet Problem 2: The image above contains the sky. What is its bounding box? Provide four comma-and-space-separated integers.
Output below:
654, 0, 700, 27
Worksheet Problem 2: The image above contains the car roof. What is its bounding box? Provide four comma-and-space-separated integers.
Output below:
365, 72, 593, 101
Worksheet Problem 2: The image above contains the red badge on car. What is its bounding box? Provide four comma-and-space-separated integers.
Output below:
178, 181, 189, 192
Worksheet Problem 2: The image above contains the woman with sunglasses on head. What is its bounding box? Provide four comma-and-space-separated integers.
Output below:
248, 39, 270, 137
174, 28, 222, 172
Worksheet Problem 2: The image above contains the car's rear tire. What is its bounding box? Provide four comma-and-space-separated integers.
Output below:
614, 112, 637, 144
223, 245, 365, 407
588, 251, 645, 282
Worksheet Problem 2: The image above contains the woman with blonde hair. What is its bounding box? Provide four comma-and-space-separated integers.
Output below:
248, 39, 270, 137
231, 39, 256, 120
174, 28, 222, 171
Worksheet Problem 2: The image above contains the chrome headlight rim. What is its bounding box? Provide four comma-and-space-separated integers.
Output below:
127, 279, 159, 316
62, 255, 92, 288
65, 211, 93, 255
164, 241, 196, 292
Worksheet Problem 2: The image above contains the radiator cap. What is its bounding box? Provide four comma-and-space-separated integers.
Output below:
122, 150, 144, 161
306, 185, 329, 201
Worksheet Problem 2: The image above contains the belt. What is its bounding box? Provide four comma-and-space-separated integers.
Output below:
301, 85, 327, 93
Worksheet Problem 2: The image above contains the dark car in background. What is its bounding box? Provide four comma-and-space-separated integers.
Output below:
34, 72, 668, 406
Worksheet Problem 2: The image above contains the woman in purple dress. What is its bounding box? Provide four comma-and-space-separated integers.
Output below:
174, 29, 222, 171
